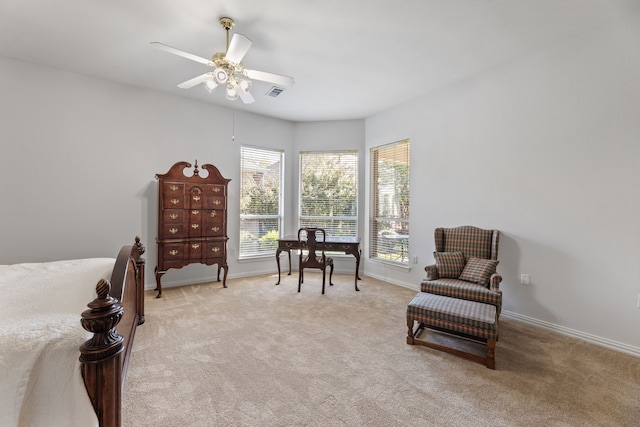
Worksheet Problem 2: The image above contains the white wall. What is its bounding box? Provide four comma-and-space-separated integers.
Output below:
0, 56, 295, 286
365, 13, 640, 351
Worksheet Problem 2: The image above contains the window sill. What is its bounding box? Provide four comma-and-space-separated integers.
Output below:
237, 254, 276, 263
369, 258, 412, 272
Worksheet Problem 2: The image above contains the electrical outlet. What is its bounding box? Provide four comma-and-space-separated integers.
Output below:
230, 247, 236, 255
520, 274, 530, 286
412, 256, 418, 264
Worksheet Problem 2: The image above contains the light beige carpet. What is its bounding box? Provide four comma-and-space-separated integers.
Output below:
122, 273, 640, 426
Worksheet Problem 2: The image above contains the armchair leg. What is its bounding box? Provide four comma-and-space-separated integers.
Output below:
298, 268, 303, 292
322, 270, 326, 294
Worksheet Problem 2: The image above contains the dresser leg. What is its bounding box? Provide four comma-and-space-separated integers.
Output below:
154, 267, 164, 298
219, 264, 228, 288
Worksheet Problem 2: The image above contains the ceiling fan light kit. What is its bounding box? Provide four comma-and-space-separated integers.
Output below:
152, 17, 294, 104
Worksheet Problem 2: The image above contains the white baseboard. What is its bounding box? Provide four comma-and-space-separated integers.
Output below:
501, 310, 640, 358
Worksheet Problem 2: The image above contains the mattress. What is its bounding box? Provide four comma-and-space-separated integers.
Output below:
0, 258, 115, 427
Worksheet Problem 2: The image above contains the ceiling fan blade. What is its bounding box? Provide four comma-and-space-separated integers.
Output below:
177, 73, 212, 89
244, 69, 295, 87
225, 33, 252, 64
151, 42, 212, 65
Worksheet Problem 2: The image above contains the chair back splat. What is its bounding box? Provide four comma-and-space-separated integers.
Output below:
297, 227, 334, 294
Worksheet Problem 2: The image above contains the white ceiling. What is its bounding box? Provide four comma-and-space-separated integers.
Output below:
1, 0, 639, 122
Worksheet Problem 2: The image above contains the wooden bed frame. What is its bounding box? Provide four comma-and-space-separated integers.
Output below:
79, 236, 146, 427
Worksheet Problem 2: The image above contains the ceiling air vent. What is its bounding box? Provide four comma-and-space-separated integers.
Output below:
266, 86, 285, 97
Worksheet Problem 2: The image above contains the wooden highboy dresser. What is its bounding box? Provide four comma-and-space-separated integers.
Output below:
155, 161, 231, 297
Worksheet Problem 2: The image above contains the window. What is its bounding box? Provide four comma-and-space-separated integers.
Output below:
299, 151, 358, 237
370, 140, 410, 265
239, 146, 284, 258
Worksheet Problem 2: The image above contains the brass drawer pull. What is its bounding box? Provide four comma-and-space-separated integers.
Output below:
169, 250, 179, 256
211, 247, 220, 253
191, 224, 199, 229
169, 228, 178, 234
192, 210, 200, 215
213, 199, 221, 205
191, 244, 200, 249
193, 195, 201, 201
170, 185, 179, 191
170, 198, 179, 205
212, 187, 220, 193
169, 213, 178, 220
210, 211, 217, 217
211, 226, 220, 232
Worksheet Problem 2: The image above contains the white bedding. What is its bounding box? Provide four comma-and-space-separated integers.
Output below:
0, 258, 116, 427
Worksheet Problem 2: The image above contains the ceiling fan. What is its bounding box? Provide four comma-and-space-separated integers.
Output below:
151, 17, 294, 104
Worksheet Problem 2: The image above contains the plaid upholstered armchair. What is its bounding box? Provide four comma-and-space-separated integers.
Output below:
422, 226, 503, 315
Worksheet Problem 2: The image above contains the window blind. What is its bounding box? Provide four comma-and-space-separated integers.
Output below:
240, 146, 284, 258
370, 140, 410, 265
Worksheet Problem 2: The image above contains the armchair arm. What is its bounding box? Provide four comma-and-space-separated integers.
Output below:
424, 264, 439, 281
489, 272, 502, 291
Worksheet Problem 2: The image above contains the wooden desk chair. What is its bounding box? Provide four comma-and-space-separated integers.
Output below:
298, 227, 334, 294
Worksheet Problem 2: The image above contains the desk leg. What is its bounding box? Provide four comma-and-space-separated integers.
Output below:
275, 249, 293, 285
275, 249, 282, 285
354, 248, 361, 291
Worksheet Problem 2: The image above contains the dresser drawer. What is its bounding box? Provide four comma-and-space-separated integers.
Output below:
205, 184, 226, 196
160, 243, 185, 264
205, 209, 223, 223
161, 223, 186, 238
163, 182, 185, 195
162, 194, 184, 209
188, 241, 204, 260
204, 224, 224, 236
204, 196, 226, 209
188, 221, 204, 237
163, 209, 184, 223
188, 188, 204, 209
205, 241, 225, 259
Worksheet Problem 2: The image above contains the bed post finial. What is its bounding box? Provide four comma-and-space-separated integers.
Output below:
135, 235, 145, 256
193, 159, 199, 176
79, 279, 124, 362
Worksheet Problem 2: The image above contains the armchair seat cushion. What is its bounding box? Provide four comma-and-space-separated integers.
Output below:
421, 278, 502, 312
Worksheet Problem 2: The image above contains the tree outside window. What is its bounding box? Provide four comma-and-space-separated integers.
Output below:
299, 151, 358, 238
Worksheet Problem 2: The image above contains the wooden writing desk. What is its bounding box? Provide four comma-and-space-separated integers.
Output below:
275, 235, 362, 291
